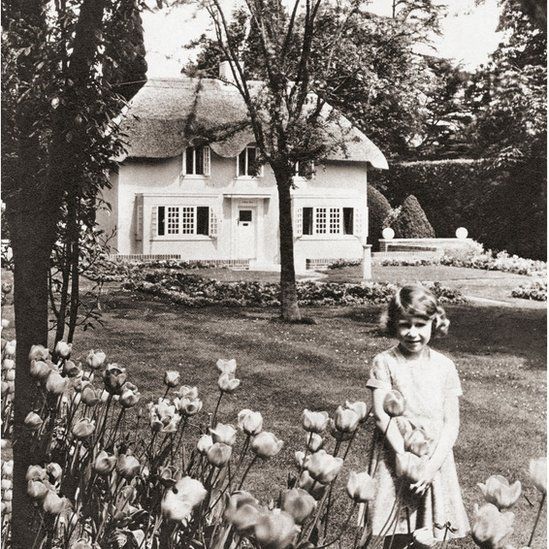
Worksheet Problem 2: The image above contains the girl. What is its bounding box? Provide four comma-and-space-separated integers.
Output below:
366, 284, 469, 546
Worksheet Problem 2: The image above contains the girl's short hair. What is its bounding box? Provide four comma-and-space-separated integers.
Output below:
385, 284, 450, 338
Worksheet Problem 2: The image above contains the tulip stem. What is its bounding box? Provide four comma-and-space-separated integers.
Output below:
211, 391, 224, 428
371, 418, 392, 478
237, 454, 258, 490
317, 502, 357, 548
527, 493, 546, 547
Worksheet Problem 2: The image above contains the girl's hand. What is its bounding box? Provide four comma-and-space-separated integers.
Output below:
410, 462, 437, 495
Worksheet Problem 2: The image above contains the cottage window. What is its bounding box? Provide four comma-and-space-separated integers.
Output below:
299, 206, 355, 235
237, 146, 262, 177
294, 161, 314, 178
157, 206, 211, 236
183, 146, 210, 176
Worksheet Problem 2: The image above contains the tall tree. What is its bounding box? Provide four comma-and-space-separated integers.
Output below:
1, 1, 146, 545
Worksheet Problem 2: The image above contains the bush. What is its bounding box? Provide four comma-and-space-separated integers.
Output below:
390, 195, 435, 239
511, 280, 547, 301
328, 258, 362, 269
367, 185, 392, 250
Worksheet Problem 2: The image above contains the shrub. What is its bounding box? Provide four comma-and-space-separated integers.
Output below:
391, 195, 436, 239
511, 280, 547, 301
328, 258, 362, 269
367, 185, 392, 250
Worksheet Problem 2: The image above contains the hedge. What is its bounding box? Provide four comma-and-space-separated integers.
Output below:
369, 158, 546, 260
390, 195, 435, 238
367, 184, 392, 251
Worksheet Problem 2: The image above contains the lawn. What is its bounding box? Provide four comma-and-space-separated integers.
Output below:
67, 287, 546, 547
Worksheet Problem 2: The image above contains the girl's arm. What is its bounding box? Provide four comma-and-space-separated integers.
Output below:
411, 394, 460, 494
371, 387, 406, 455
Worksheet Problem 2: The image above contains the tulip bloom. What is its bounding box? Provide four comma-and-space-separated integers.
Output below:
46, 463, 63, 483
119, 384, 141, 408
383, 390, 406, 417
238, 409, 263, 436
251, 432, 284, 459
27, 480, 49, 500
55, 341, 72, 358
176, 385, 198, 400
477, 475, 522, 510
81, 385, 100, 407
345, 400, 368, 421
295, 451, 306, 469
174, 396, 203, 416
302, 409, 329, 434
86, 350, 106, 369
346, 471, 376, 503
404, 428, 431, 458
529, 457, 547, 494
216, 358, 237, 375
43, 491, 67, 514
28, 344, 48, 362
224, 491, 260, 534
26, 465, 47, 482
196, 434, 214, 454
412, 527, 438, 548
93, 451, 116, 476
282, 488, 316, 525
471, 503, 514, 549
207, 442, 233, 467
71, 539, 94, 549
30, 360, 52, 380
218, 373, 241, 394
164, 370, 181, 387
161, 477, 207, 522
103, 363, 127, 395
210, 423, 237, 446
63, 360, 81, 378
72, 418, 95, 439
116, 453, 141, 479
2, 358, 14, 371
298, 470, 326, 500
45, 370, 68, 394
306, 449, 344, 484
306, 433, 324, 452
254, 509, 299, 549
24, 412, 43, 430
149, 399, 181, 433
334, 406, 360, 433
395, 452, 425, 483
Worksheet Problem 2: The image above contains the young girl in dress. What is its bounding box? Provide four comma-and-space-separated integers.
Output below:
366, 284, 469, 546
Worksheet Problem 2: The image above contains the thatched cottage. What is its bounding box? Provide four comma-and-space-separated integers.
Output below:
99, 73, 388, 271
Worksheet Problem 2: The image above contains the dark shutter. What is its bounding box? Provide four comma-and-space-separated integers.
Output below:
303, 207, 313, 235
195, 147, 204, 175
197, 207, 209, 235
238, 150, 246, 176
158, 206, 165, 236
343, 208, 354, 235
185, 148, 194, 175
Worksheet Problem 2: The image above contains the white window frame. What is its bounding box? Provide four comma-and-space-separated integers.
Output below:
156, 205, 212, 237
294, 160, 315, 179
236, 146, 263, 178
182, 146, 210, 177
302, 206, 355, 236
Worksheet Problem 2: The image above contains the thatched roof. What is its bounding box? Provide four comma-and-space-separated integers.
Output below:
118, 77, 388, 169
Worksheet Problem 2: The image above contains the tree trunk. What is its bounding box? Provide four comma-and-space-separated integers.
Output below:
274, 169, 302, 322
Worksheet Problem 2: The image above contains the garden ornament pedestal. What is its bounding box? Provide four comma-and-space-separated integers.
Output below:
362, 244, 372, 280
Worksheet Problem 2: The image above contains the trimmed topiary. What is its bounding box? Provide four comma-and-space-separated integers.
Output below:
391, 195, 436, 238
367, 185, 392, 250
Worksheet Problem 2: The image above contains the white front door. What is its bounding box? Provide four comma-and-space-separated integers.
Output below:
236, 208, 256, 259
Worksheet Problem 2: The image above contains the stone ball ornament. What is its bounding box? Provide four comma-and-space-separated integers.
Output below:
382, 227, 395, 240
455, 227, 468, 239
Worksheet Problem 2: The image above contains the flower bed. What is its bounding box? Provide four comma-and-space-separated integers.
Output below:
123, 273, 466, 308
511, 280, 547, 301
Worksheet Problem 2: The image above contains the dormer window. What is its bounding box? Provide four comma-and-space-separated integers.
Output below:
295, 161, 314, 178
237, 146, 263, 177
183, 146, 210, 176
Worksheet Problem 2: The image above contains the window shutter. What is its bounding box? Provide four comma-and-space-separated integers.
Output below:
135, 203, 143, 240
151, 206, 158, 238
209, 208, 220, 238
203, 146, 211, 176
293, 207, 303, 238
354, 208, 364, 238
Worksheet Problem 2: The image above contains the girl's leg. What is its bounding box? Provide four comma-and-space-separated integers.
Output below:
383, 534, 412, 549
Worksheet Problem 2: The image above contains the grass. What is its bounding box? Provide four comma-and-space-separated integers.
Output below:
65, 287, 546, 547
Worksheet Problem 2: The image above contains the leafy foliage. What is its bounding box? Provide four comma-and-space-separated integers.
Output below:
390, 195, 435, 239
367, 185, 392, 250
511, 280, 547, 301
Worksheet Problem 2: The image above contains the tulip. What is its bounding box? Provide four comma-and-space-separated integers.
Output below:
254, 509, 299, 549
46, 463, 63, 482
218, 373, 241, 393
282, 488, 316, 524
2, 501, 12, 514
30, 360, 52, 380
298, 470, 327, 500
164, 370, 180, 387
103, 363, 127, 394
529, 457, 547, 494
3, 369, 14, 382
28, 344, 48, 361
81, 385, 100, 407
383, 390, 406, 417
116, 453, 141, 479
395, 452, 425, 483
119, 384, 141, 408
2, 490, 12, 502
302, 409, 329, 434
412, 527, 438, 548
27, 480, 49, 500
1, 479, 12, 491
328, 419, 353, 442
26, 465, 47, 482
306, 449, 344, 484
346, 471, 376, 503
224, 491, 260, 533
1, 283, 12, 295
334, 406, 360, 433
1, 381, 14, 395
2, 460, 13, 479
158, 465, 181, 487
295, 451, 307, 469
174, 396, 202, 416
24, 412, 43, 430
478, 475, 522, 510
345, 400, 369, 421
93, 451, 116, 476
210, 423, 237, 446
43, 490, 67, 514
404, 428, 430, 458
161, 477, 207, 522
45, 370, 68, 394
251, 431, 284, 459
197, 434, 214, 454
176, 385, 198, 399
306, 433, 324, 452
55, 341, 72, 358
2, 358, 14, 371
216, 358, 237, 375
207, 442, 233, 467
149, 399, 180, 433
72, 418, 95, 439
63, 360, 81, 378
471, 503, 514, 549
86, 350, 106, 369
1, 319, 9, 330
238, 409, 263, 436
71, 539, 94, 549
4, 340, 16, 357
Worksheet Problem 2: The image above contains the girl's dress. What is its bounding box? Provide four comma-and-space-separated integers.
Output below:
366, 345, 470, 540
